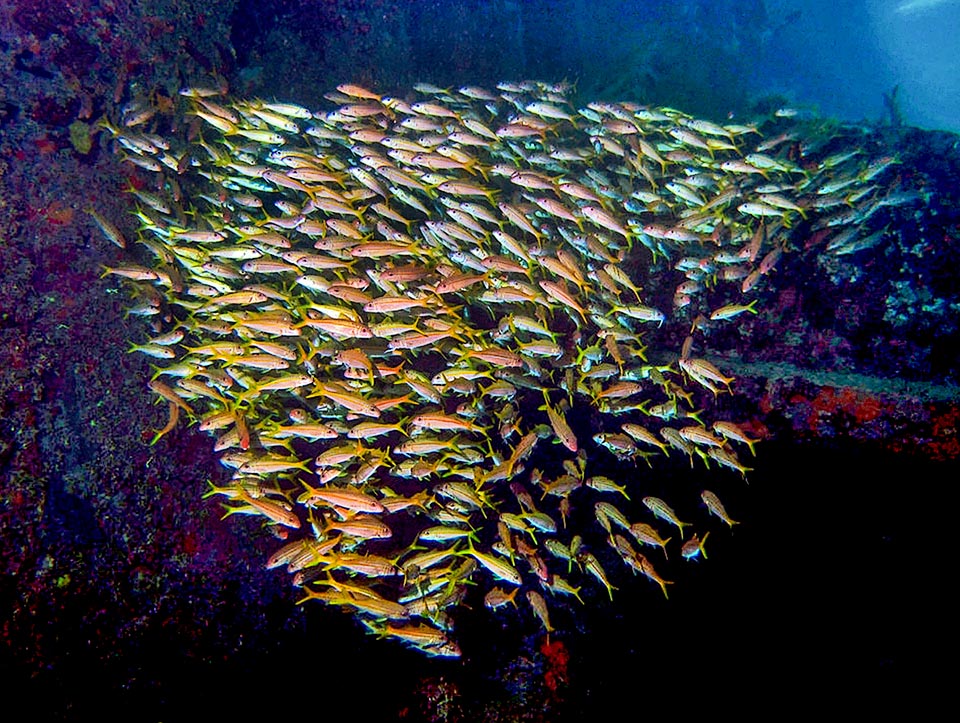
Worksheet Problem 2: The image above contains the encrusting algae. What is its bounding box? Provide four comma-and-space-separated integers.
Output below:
96, 79, 907, 657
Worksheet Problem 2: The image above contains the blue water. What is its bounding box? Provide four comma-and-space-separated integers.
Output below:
760, 0, 960, 132
225, 0, 960, 132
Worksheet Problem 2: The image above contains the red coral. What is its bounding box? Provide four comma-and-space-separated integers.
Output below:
925, 405, 960, 462
806, 386, 887, 429
540, 638, 569, 693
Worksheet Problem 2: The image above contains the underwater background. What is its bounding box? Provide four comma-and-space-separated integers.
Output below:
1, 0, 957, 719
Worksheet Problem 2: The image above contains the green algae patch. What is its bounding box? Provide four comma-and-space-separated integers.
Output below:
69, 120, 92, 154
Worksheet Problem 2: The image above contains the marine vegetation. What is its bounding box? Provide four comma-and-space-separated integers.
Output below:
96, 79, 909, 657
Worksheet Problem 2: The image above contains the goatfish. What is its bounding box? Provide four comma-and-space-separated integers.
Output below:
540, 391, 578, 452
465, 541, 523, 586
222, 489, 301, 529
709, 300, 758, 321
712, 421, 762, 456
701, 489, 740, 529
642, 496, 692, 539
298, 483, 387, 514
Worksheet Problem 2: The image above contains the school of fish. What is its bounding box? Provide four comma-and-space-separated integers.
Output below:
97, 79, 905, 657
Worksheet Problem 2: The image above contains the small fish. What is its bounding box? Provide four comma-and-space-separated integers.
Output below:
679, 357, 734, 394
585, 476, 630, 500
629, 523, 671, 559
87, 209, 127, 248
642, 496, 692, 539
324, 515, 393, 540
612, 304, 665, 327
484, 586, 520, 609
336, 83, 381, 101
225, 489, 301, 529
128, 342, 177, 359
707, 446, 754, 479
581, 551, 617, 601
738, 202, 787, 219
466, 542, 523, 586
526, 590, 554, 633
637, 554, 673, 599
701, 490, 740, 529
581, 205, 631, 240
712, 421, 762, 456
540, 391, 578, 452
539, 280, 588, 325
709, 300, 758, 321
681, 532, 709, 561
299, 484, 387, 514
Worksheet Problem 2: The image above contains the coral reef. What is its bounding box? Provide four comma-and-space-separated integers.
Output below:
0, 0, 955, 717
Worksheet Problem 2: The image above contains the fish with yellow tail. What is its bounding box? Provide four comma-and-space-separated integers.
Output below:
709, 299, 758, 322
539, 390, 579, 453
580, 551, 617, 601
610, 303, 666, 327
378, 621, 456, 650
712, 421, 762, 456
581, 205, 632, 241
87, 209, 128, 249
221, 488, 301, 529
681, 532, 710, 561
297, 483, 387, 514
637, 553, 674, 599
484, 586, 521, 610
539, 280, 589, 325
707, 446, 754, 480
642, 496, 692, 540
628, 522, 672, 559
678, 357, 735, 395
464, 539, 523, 586
527, 590, 555, 635
701, 490, 740, 529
